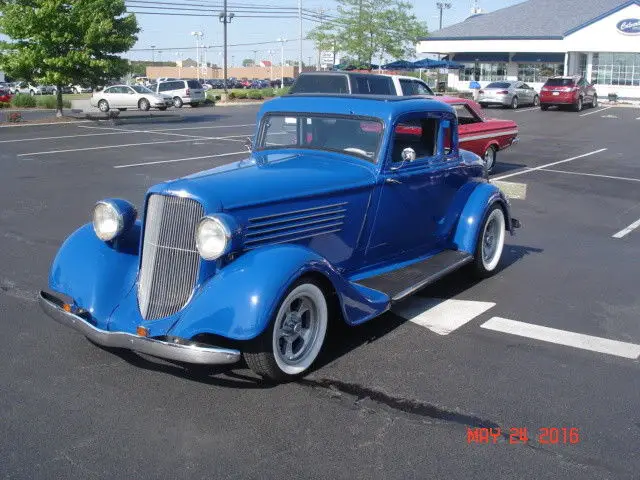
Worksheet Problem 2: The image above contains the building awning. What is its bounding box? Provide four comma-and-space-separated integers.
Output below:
451, 53, 510, 63
511, 53, 565, 63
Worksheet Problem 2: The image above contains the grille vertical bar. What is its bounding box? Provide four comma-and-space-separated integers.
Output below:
138, 194, 203, 320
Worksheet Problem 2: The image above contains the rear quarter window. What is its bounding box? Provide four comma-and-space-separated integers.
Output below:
187, 80, 202, 89
289, 75, 349, 93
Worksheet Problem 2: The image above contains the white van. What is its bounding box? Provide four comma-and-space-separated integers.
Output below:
148, 79, 205, 108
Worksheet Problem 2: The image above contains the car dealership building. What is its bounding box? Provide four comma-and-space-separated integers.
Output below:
417, 0, 640, 99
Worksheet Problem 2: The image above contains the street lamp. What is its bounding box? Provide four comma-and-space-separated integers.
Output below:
268, 49, 275, 80
191, 31, 203, 81
277, 37, 287, 89
219, 0, 235, 94
175, 51, 183, 78
436, 2, 451, 30
151, 44, 156, 63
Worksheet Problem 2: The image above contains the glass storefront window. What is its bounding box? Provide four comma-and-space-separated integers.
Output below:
592, 53, 640, 86
517, 63, 563, 83
459, 63, 507, 82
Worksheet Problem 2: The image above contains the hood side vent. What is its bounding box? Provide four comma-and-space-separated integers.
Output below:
245, 202, 347, 249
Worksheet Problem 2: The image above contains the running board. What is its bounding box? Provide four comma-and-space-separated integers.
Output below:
354, 250, 473, 303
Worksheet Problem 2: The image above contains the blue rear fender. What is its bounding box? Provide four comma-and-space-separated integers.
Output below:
169, 244, 390, 341
48, 222, 141, 328
452, 182, 513, 254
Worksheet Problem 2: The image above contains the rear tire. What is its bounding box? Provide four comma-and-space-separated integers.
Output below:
244, 277, 329, 382
510, 96, 518, 109
533, 95, 540, 106
591, 94, 598, 108
98, 100, 110, 112
574, 96, 583, 112
473, 204, 506, 278
173, 97, 183, 108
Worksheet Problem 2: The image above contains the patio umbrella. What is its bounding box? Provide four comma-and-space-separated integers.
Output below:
411, 58, 447, 69
381, 60, 414, 70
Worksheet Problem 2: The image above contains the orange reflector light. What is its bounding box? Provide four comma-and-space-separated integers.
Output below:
63, 304, 72, 313
136, 326, 149, 337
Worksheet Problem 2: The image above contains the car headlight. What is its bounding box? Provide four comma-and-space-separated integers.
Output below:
195, 215, 233, 260
92, 199, 137, 241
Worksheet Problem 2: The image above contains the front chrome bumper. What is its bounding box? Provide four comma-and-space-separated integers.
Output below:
39, 291, 241, 365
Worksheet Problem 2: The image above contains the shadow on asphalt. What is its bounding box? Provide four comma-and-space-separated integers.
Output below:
490, 161, 527, 176
108, 244, 542, 387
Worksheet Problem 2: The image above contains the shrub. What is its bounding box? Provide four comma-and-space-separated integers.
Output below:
273, 87, 290, 97
11, 94, 36, 108
228, 91, 236, 100
247, 90, 263, 100
35, 96, 71, 109
235, 91, 248, 99
0, 102, 10, 109
261, 87, 275, 98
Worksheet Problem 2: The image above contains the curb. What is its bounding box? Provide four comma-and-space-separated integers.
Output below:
215, 101, 265, 107
83, 112, 185, 125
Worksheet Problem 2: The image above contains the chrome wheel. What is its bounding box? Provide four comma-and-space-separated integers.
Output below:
575, 97, 583, 112
98, 100, 109, 112
481, 208, 505, 271
533, 95, 540, 106
272, 283, 328, 376
592, 94, 598, 108
173, 96, 183, 108
483, 145, 497, 173
511, 96, 518, 109
139, 98, 150, 111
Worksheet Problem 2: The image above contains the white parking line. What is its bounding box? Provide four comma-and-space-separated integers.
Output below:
0, 120, 91, 128
17, 134, 250, 157
0, 131, 138, 143
114, 150, 247, 168
492, 148, 607, 181
394, 298, 495, 335
540, 168, 640, 183
579, 106, 613, 117
512, 106, 539, 113
481, 317, 640, 359
612, 217, 640, 239
152, 123, 255, 132
77, 124, 211, 140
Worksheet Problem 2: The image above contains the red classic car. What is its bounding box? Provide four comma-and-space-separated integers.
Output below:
439, 96, 519, 172
0, 88, 12, 104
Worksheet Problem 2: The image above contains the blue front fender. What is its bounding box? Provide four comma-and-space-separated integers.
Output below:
452, 182, 513, 254
48, 222, 141, 328
169, 244, 390, 341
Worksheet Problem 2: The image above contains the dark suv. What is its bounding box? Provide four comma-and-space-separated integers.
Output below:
539, 76, 597, 112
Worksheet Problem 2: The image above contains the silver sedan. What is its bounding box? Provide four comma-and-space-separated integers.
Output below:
90, 84, 173, 112
477, 81, 540, 109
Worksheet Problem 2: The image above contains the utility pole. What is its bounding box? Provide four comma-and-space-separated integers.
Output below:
219, 0, 235, 94
316, 7, 326, 71
151, 44, 156, 64
277, 37, 286, 88
191, 31, 203, 81
253, 49, 258, 66
268, 49, 274, 80
436, 2, 451, 30
298, 0, 303, 77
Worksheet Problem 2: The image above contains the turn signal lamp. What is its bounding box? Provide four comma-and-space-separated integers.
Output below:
136, 326, 149, 337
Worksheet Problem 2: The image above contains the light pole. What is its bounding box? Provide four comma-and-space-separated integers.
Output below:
151, 44, 156, 64
268, 49, 275, 80
277, 37, 286, 88
298, 0, 303, 77
436, 2, 451, 30
218, 0, 235, 94
158, 50, 162, 63
191, 31, 203, 81
175, 51, 183, 78
231, 55, 235, 68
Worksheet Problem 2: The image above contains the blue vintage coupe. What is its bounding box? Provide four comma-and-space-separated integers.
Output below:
40, 94, 519, 381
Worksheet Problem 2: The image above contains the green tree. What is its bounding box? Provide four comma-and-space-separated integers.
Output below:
308, 0, 428, 68
242, 58, 255, 67
0, 0, 139, 116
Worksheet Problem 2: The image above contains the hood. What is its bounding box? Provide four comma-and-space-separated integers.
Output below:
151, 150, 377, 212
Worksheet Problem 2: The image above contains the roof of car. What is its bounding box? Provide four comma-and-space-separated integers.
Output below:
259, 94, 455, 121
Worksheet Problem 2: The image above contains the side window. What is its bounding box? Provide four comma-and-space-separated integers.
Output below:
521, 83, 530, 89
452, 104, 480, 125
158, 82, 168, 92
391, 118, 438, 162
355, 76, 394, 94
399, 79, 415, 95
413, 80, 433, 95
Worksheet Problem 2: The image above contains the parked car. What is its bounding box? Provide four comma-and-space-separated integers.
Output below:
39, 94, 519, 382
437, 97, 517, 172
90, 84, 173, 112
271, 77, 295, 88
146, 79, 205, 108
7, 82, 20, 94
289, 72, 434, 96
14, 82, 54, 95
477, 81, 540, 109
205, 79, 226, 89
70, 84, 93, 94
53, 85, 74, 95
539, 76, 598, 112
0, 88, 12, 103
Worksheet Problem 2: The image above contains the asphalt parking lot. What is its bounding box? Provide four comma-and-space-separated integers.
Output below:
1, 102, 639, 479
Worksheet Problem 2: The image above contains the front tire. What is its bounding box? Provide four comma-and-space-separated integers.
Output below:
473, 204, 506, 277
98, 100, 110, 112
510, 96, 518, 109
574, 96, 583, 112
533, 95, 540, 106
244, 278, 329, 381
173, 96, 183, 108
139, 98, 150, 111
483, 145, 497, 173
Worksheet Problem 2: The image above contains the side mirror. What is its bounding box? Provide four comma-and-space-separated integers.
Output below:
401, 147, 416, 163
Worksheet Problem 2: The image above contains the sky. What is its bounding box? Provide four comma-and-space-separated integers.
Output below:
124, 0, 524, 65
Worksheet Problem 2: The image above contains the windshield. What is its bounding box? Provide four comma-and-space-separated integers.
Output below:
131, 85, 153, 94
257, 113, 383, 162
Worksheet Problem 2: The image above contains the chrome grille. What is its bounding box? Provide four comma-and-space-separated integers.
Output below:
138, 194, 204, 320
244, 202, 347, 249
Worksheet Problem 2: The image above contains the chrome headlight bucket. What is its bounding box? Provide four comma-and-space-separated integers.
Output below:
195, 214, 241, 261
92, 199, 137, 242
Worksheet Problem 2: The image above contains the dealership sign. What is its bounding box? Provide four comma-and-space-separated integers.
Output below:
616, 18, 640, 35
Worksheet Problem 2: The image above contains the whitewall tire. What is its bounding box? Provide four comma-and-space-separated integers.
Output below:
473, 204, 506, 277
244, 278, 329, 381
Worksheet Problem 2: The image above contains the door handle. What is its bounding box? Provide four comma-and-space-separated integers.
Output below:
385, 177, 402, 185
